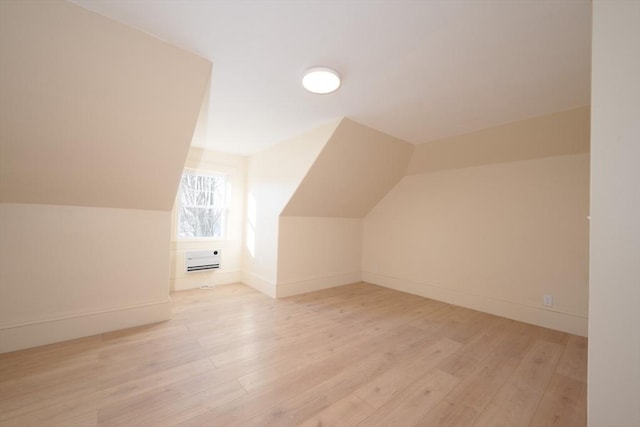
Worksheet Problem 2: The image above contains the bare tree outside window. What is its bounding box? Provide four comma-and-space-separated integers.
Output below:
178, 172, 228, 239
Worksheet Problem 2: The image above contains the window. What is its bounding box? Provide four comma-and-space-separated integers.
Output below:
177, 171, 228, 239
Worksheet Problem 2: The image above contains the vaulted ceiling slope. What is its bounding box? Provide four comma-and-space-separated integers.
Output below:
0, 0, 211, 211
70, 0, 591, 156
408, 106, 591, 174
282, 118, 414, 218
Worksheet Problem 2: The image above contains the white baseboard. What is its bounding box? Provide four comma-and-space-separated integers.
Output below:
0, 299, 171, 353
363, 271, 587, 337
276, 271, 362, 298
241, 271, 277, 298
171, 270, 242, 291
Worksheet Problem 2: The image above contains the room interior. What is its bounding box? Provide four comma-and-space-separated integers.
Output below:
0, 1, 638, 426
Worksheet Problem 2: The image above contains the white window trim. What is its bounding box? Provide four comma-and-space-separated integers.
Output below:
176, 169, 230, 241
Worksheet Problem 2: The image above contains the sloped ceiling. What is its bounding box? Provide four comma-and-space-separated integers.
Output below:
408, 106, 591, 175
0, 0, 211, 211
70, 1, 591, 156
282, 119, 414, 218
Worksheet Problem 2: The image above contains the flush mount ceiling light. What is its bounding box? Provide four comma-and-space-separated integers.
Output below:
302, 67, 341, 94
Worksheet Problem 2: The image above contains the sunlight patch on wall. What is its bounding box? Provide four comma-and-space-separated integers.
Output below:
246, 192, 257, 258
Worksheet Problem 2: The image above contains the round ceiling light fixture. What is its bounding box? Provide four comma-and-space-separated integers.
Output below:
302, 67, 341, 94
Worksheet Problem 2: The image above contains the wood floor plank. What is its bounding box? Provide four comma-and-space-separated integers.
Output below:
357, 368, 460, 426
471, 339, 564, 427
298, 394, 374, 427
177, 324, 436, 426
235, 326, 374, 393
472, 381, 540, 427
0, 355, 99, 402
354, 338, 462, 409
1, 358, 216, 426
556, 335, 588, 382
417, 351, 520, 426
417, 399, 480, 427
436, 315, 511, 378
529, 373, 587, 427
57, 410, 98, 427
0, 282, 587, 427
97, 362, 238, 425
102, 379, 246, 427
240, 352, 395, 426
209, 319, 347, 367
239, 329, 449, 426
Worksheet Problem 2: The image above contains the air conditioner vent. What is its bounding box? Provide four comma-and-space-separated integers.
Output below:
185, 250, 220, 272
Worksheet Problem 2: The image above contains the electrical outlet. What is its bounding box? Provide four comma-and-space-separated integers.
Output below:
543, 294, 553, 307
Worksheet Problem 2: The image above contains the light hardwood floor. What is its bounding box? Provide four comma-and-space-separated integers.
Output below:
0, 282, 587, 426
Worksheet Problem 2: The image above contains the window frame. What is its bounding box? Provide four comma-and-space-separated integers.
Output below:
176, 169, 230, 241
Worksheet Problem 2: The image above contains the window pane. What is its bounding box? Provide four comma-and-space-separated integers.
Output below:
178, 172, 227, 239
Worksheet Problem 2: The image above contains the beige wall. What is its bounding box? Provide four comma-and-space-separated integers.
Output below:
364, 110, 590, 335
277, 217, 362, 297
589, 1, 640, 425
0, 204, 172, 352
283, 118, 414, 217
276, 119, 412, 297
242, 121, 340, 296
408, 106, 590, 175
0, 1, 211, 210
0, 1, 210, 352
170, 148, 246, 291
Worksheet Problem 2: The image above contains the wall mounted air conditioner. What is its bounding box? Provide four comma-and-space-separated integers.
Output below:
185, 250, 220, 272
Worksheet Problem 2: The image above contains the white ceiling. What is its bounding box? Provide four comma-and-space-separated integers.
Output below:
71, 0, 591, 156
